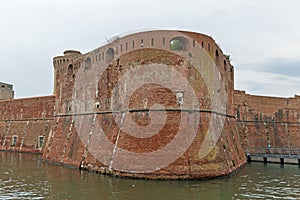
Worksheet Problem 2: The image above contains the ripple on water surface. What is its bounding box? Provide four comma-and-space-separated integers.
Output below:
0, 152, 300, 200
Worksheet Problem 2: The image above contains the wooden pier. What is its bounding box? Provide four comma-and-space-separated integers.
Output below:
246, 148, 300, 165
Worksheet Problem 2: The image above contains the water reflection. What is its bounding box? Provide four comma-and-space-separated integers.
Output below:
0, 152, 299, 200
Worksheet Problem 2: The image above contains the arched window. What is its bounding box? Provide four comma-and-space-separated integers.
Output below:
84, 57, 92, 70
105, 48, 114, 63
216, 49, 219, 57
67, 64, 73, 75
223, 60, 227, 71
169, 37, 189, 51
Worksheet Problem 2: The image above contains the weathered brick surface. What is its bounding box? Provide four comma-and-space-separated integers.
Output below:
0, 96, 54, 153
7, 30, 298, 179
234, 90, 300, 150
45, 30, 245, 179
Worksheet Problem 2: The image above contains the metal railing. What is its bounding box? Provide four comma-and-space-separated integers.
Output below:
246, 147, 300, 159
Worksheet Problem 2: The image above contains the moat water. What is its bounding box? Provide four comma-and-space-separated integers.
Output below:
0, 152, 299, 200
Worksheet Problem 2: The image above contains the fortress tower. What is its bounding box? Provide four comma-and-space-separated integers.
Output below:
0, 82, 14, 100
44, 30, 246, 179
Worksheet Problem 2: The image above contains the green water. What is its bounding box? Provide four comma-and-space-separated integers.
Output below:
0, 152, 299, 200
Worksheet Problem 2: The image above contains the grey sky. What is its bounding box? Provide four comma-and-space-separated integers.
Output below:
0, 0, 299, 98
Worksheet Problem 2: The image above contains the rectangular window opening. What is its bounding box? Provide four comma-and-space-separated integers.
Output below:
151, 38, 154, 46
38, 136, 45, 148
11, 135, 18, 147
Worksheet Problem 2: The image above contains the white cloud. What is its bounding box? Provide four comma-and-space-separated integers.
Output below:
235, 70, 300, 97
0, 0, 300, 98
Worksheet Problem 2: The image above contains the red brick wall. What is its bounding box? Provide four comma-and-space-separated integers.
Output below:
234, 90, 300, 150
0, 96, 55, 153
2, 30, 299, 179
45, 30, 246, 179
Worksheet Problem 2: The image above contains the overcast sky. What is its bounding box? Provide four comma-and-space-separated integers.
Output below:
0, 0, 299, 98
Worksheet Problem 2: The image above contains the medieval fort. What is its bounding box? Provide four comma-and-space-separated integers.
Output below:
0, 30, 299, 179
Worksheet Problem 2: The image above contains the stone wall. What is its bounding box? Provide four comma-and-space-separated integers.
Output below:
234, 90, 300, 150
0, 96, 55, 153
5, 30, 299, 179
44, 30, 246, 179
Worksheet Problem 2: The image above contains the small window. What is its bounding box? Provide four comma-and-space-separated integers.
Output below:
95, 102, 100, 108
2, 85, 5, 88
169, 37, 189, 51
102, 52, 104, 60
224, 60, 227, 71
66, 101, 72, 111
84, 57, 92, 70
141, 39, 144, 47
126, 42, 128, 50
132, 41, 135, 49
120, 44, 123, 52
175, 90, 185, 105
38, 136, 44, 148
11, 135, 18, 147
67, 64, 73, 75
202, 41, 204, 48
216, 49, 219, 57
105, 48, 115, 63
163, 37, 165, 46
193, 39, 195, 47
151, 38, 154, 46
208, 43, 211, 51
